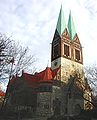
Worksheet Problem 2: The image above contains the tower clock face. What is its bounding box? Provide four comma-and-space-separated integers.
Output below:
54, 61, 58, 66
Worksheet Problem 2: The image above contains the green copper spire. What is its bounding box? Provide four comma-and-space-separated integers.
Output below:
68, 11, 76, 40
56, 5, 66, 35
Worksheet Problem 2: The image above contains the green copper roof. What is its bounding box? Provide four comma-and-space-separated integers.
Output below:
56, 5, 66, 35
68, 11, 76, 40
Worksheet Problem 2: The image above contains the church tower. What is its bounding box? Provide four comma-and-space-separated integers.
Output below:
51, 6, 84, 83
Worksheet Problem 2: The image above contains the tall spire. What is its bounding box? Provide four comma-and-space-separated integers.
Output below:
68, 11, 76, 40
56, 5, 66, 35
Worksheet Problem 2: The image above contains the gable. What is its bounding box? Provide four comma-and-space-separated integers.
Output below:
62, 28, 70, 39
73, 34, 81, 44
66, 76, 83, 99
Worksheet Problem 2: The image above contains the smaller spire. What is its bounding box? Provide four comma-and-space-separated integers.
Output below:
68, 11, 76, 40
56, 5, 66, 35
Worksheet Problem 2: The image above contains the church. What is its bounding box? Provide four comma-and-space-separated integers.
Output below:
3, 6, 92, 119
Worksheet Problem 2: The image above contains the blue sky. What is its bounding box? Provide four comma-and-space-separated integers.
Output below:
0, 0, 97, 72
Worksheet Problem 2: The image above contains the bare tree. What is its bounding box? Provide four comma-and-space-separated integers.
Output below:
0, 33, 13, 80
85, 64, 97, 95
0, 33, 36, 85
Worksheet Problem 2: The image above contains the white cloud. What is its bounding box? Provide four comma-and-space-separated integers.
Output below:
0, 0, 97, 71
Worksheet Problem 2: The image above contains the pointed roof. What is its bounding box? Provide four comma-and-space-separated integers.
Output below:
21, 67, 53, 86
9, 66, 61, 86
68, 11, 76, 40
56, 5, 66, 35
38, 67, 53, 82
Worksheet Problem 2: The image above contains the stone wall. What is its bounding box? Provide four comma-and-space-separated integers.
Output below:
37, 92, 52, 117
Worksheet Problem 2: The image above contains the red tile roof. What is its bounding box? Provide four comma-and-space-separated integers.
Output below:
38, 67, 53, 82
9, 66, 60, 87
23, 73, 40, 87
22, 67, 53, 87
0, 90, 5, 96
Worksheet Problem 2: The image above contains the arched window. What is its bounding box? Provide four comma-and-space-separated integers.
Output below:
75, 49, 80, 61
64, 44, 70, 57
